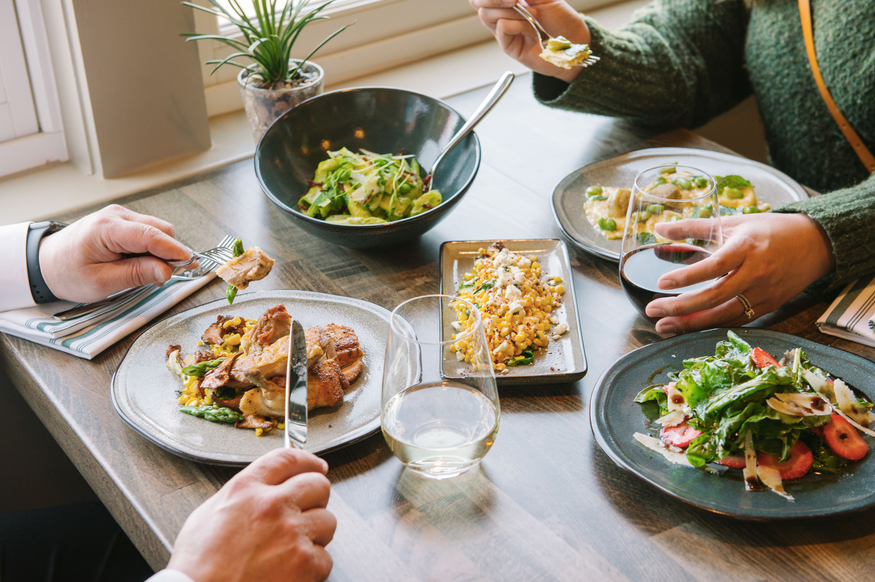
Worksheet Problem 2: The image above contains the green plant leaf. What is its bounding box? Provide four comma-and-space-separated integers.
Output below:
290, 23, 349, 80
206, 53, 252, 76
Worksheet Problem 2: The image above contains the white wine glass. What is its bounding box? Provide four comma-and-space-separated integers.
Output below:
381, 294, 500, 480
619, 165, 723, 322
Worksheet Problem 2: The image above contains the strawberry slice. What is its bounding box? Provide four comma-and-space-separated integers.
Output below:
660, 421, 702, 448
751, 347, 781, 370
823, 413, 869, 461
716, 454, 746, 469
756, 441, 813, 481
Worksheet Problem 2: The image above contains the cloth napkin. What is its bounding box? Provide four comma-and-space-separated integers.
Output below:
0, 275, 216, 360
816, 273, 875, 348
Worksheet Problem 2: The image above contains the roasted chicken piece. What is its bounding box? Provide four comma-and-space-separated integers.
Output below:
308, 358, 346, 410
239, 377, 285, 418
241, 304, 290, 356
321, 324, 364, 368
217, 247, 275, 290
231, 334, 289, 385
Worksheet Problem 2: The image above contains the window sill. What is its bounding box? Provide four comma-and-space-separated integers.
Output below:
0, 0, 648, 226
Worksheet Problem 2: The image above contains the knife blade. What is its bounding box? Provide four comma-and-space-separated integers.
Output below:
285, 320, 308, 448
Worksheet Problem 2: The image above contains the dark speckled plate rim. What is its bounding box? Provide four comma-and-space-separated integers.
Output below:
590, 328, 875, 520
551, 147, 809, 262
254, 85, 482, 237
110, 290, 385, 466
439, 238, 587, 387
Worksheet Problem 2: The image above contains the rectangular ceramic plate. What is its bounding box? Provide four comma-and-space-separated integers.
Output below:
440, 239, 587, 386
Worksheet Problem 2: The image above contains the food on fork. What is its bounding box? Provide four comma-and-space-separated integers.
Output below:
452, 242, 567, 373
298, 148, 443, 224
584, 168, 770, 241
217, 246, 275, 290
165, 304, 365, 436
539, 36, 593, 69
633, 331, 875, 501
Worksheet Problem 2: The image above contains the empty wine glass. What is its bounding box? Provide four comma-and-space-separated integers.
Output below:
381, 295, 500, 479
619, 165, 722, 321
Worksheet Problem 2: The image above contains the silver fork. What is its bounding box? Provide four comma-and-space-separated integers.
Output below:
52, 236, 237, 320
513, 3, 600, 67
169, 236, 237, 281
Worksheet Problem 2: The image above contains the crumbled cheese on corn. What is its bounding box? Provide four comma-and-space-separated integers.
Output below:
453, 242, 566, 370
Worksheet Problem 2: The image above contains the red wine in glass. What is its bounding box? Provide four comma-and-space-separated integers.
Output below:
620, 243, 715, 320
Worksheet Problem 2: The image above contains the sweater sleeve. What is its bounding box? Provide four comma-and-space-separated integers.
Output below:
775, 173, 875, 294
532, 0, 751, 129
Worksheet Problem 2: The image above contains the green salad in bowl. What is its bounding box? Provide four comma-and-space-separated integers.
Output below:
298, 148, 443, 225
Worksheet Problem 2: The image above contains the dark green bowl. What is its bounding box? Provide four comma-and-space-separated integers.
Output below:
255, 87, 481, 249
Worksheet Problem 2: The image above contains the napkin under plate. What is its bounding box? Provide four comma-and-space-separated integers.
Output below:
816, 273, 875, 348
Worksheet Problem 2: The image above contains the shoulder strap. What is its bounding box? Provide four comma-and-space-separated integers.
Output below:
799, 0, 875, 173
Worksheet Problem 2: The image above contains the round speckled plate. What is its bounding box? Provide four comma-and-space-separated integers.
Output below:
591, 328, 875, 520
112, 290, 395, 466
552, 148, 810, 262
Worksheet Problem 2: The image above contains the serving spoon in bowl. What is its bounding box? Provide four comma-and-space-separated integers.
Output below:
428, 71, 515, 193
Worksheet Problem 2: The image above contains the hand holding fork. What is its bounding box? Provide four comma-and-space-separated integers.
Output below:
38, 205, 226, 305
469, 0, 594, 82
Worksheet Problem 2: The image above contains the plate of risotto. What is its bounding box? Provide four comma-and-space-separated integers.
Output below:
112, 289, 405, 465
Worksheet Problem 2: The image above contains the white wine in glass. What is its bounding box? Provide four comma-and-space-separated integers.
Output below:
381, 295, 500, 479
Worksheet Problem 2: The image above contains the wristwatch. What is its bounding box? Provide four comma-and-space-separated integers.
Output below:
26, 221, 66, 304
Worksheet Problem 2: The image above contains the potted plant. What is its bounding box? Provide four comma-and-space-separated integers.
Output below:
183, 0, 350, 140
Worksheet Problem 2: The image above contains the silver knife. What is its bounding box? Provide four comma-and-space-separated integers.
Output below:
285, 320, 308, 448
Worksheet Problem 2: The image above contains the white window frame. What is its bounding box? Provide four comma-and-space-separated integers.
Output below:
0, 0, 67, 178
195, 0, 610, 117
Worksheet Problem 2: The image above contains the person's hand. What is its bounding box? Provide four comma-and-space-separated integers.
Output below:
168, 448, 336, 582
38, 205, 194, 303
469, 0, 589, 83
645, 213, 835, 334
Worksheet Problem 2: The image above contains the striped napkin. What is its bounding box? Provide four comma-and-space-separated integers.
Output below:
816, 273, 875, 348
0, 276, 217, 359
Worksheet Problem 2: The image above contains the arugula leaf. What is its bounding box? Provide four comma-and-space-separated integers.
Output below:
686, 433, 716, 467
182, 357, 225, 377
801, 432, 851, 474
633, 385, 667, 405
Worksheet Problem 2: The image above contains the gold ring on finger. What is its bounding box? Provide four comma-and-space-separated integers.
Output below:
736, 294, 755, 320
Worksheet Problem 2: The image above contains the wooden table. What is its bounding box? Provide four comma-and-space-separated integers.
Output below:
4, 75, 875, 581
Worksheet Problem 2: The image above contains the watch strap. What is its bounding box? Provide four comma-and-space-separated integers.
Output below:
26, 221, 65, 304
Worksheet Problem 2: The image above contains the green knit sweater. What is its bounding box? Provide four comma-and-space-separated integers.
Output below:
533, 0, 875, 291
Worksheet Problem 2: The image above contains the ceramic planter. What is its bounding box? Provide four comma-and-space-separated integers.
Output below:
238, 59, 324, 141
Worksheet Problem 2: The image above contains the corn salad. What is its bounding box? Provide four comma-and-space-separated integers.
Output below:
451, 242, 566, 372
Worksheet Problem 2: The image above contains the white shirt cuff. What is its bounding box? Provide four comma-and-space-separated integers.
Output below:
147, 569, 197, 582
0, 222, 36, 313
